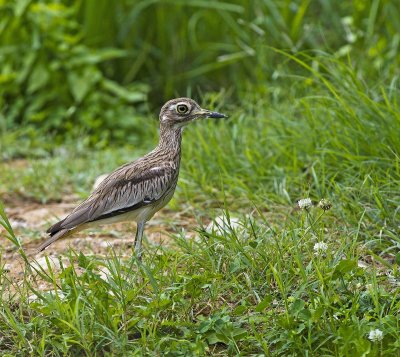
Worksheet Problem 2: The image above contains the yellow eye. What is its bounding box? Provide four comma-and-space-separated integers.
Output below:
176, 104, 189, 114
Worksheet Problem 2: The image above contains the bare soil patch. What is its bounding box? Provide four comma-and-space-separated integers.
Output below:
1, 196, 198, 283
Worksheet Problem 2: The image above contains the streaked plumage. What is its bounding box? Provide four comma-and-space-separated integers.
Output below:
38, 98, 227, 256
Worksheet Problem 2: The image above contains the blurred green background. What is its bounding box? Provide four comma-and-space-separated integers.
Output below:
1, 0, 399, 151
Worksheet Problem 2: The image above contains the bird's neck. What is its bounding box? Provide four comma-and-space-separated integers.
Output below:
157, 124, 183, 154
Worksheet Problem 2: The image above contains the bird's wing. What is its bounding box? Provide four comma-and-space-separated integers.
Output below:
47, 163, 176, 234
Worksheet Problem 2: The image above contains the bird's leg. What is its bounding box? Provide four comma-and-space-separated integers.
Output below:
134, 221, 146, 261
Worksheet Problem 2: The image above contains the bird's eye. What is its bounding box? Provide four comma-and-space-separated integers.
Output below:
176, 104, 189, 114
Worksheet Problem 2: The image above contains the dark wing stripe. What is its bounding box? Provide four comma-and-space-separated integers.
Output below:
87, 198, 156, 223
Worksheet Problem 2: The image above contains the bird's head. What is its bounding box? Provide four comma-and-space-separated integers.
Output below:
159, 97, 227, 128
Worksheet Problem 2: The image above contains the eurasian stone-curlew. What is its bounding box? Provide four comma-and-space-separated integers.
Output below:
38, 98, 227, 258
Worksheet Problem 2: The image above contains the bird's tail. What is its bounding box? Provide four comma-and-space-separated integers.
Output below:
37, 228, 72, 252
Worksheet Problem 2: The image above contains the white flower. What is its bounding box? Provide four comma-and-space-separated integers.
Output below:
313, 242, 328, 255
297, 198, 313, 210
368, 329, 383, 342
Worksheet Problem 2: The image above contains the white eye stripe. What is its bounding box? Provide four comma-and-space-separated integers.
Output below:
176, 102, 190, 109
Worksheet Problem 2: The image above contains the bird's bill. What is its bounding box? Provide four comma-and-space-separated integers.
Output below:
195, 109, 228, 118
207, 111, 228, 118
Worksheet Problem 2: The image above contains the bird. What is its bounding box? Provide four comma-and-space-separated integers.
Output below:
38, 98, 227, 258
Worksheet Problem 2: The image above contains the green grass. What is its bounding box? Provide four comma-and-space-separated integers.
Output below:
0, 202, 399, 355
2, 0, 400, 146
1, 51, 400, 355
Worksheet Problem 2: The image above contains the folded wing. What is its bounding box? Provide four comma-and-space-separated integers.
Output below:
47, 164, 176, 235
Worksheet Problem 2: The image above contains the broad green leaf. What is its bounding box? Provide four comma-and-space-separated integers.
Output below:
27, 64, 49, 93
332, 259, 358, 279
255, 295, 272, 312
68, 67, 101, 103
102, 79, 146, 103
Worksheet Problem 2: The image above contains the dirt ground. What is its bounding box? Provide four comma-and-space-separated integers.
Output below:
0, 193, 198, 283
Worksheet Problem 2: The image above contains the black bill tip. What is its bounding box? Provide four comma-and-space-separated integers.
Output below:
207, 111, 228, 119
